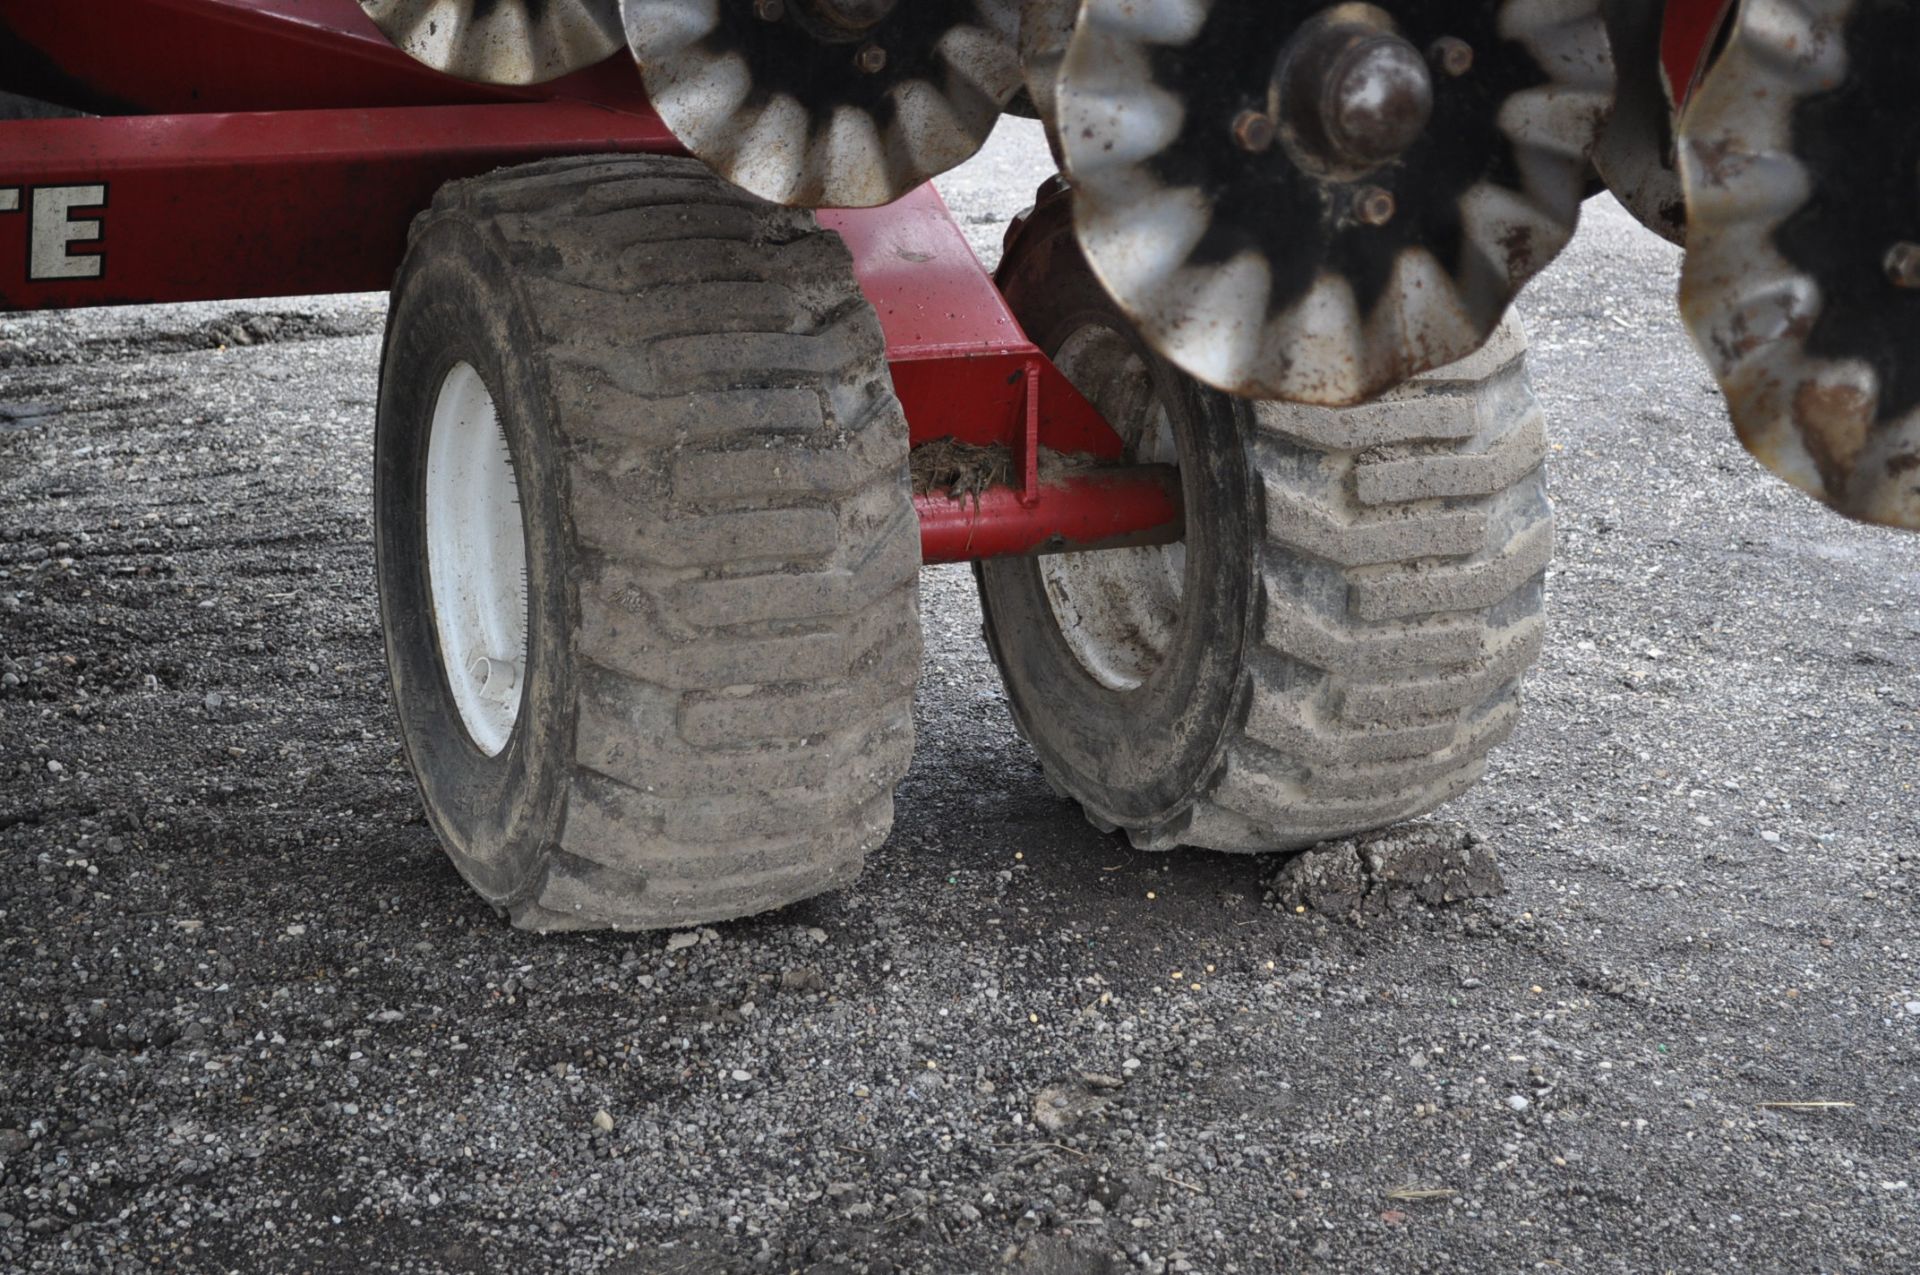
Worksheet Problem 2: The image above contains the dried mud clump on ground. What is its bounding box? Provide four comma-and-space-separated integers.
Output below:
1265, 823, 1504, 921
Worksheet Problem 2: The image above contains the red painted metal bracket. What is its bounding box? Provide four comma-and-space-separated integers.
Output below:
822, 189, 1118, 459
824, 189, 1143, 561
1016, 362, 1044, 505
917, 466, 1183, 565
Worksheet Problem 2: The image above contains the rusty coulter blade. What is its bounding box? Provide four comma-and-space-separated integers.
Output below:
358, 0, 627, 84
1054, 0, 1614, 407
1678, 0, 1920, 530
623, 0, 1023, 208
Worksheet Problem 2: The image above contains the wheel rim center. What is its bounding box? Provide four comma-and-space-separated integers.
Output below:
425, 362, 530, 758
1038, 324, 1186, 694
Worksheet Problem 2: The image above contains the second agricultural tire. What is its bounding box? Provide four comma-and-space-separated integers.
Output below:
373, 156, 922, 931
978, 185, 1553, 852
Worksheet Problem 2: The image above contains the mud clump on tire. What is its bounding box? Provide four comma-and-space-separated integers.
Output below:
1264, 822, 1503, 920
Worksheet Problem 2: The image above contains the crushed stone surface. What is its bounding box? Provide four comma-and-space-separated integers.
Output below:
0, 120, 1917, 1274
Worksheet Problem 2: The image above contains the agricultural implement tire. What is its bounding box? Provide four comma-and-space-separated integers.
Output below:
374, 155, 921, 930
977, 184, 1553, 852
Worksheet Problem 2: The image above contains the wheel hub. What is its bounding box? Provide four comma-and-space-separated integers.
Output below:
1275, 9, 1434, 177
425, 362, 530, 757
809, 0, 898, 31
1038, 323, 1186, 693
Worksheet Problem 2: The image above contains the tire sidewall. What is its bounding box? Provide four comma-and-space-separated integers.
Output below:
979, 214, 1260, 829
374, 216, 574, 905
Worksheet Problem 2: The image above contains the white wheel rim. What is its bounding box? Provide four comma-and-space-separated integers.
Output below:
425, 362, 529, 758
1038, 325, 1186, 693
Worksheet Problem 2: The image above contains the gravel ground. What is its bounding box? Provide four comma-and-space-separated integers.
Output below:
2, 119, 1917, 1274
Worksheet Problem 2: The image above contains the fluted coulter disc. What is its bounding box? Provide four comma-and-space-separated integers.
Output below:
1677, 0, 1920, 529
358, 0, 627, 84
1055, 0, 1614, 406
624, 0, 1024, 208
1591, 0, 1688, 246
1016, 0, 1079, 138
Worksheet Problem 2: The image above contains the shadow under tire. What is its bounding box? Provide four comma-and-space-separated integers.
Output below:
977, 187, 1552, 852
374, 155, 921, 931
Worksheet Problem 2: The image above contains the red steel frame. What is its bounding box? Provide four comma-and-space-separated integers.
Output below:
1660, 0, 1739, 109
0, 0, 1179, 564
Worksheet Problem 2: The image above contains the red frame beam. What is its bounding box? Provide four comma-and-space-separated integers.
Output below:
823, 188, 1120, 460
0, 105, 677, 308
917, 466, 1183, 565
1661, 0, 1738, 109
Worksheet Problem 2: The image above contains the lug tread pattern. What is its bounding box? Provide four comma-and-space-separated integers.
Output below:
422, 156, 919, 930
1356, 413, 1550, 505
1125, 323, 1550, 851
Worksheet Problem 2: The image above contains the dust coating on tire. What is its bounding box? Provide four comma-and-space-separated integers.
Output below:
978, 186, 1552, 852
375, 154, 922, 930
